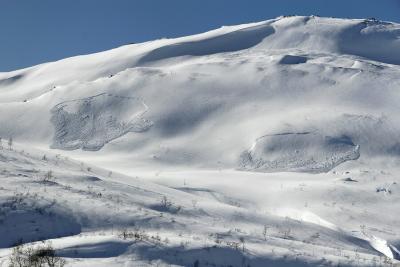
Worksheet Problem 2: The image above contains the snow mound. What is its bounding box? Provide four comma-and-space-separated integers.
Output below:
338, 19, 400, 65
50, 93, 153, 151
0, 197, 81, 248
239, 132, 360, 173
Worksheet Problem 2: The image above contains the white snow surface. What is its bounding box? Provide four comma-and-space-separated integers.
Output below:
1, 16, 400, 266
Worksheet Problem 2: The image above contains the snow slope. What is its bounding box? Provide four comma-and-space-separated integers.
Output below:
1, 15, 400, 266
1, 16, 400, 172
1, 143, 400, 266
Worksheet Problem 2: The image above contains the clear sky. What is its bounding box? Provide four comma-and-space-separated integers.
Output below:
0, 0, 399, 72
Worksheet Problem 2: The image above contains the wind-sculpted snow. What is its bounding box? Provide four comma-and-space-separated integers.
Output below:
239, 132, 360, 173
51, 93, 153, 151
0, 74, 24, 86
137, 24, 275, 65
338, 19, 400, 65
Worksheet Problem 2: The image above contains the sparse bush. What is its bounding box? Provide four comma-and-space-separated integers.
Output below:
120, 228, 129, 240
154, 195, 182, 214
262, 225, 269, 241
239, 237, 245, 252
118, 227, 148, 242
279, 227, 292, 239
150, 233, 161, 243
8, 242, 65, 267
8, 137, 13, 150
160, 196, 172, 209
42, 171, 54, 183
214, 235, 222, 245
191, 199, 197, 209
386, 258, 395, 266
226, 241, 240, 250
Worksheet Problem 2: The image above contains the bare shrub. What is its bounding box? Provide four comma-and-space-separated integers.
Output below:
42, 171, 54, 183
9, 242, 65, 267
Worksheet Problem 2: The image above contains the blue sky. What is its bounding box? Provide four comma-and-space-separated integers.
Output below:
0, 0, 399, 71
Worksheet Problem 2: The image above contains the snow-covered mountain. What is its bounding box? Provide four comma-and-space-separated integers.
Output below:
1, 16, 400, 266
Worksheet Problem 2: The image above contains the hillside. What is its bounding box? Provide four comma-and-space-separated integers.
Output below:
0, 15, 400, 266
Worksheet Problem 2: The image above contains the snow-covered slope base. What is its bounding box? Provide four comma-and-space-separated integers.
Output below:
1, 145, 400, 266
1, 15, 400, 266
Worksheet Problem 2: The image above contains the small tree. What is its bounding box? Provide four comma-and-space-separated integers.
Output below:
8, 137, 13, 150
263, 225, 269, 241
282, 228, 291, 239
43, 171, 54, 183
191, 199, 198, 209
160, 196, 172, 209
239, 237, 245, 252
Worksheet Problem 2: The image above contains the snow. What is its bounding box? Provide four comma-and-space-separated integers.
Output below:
50, 93, 152, 151
239, 132, 360, 173
1, 15, 400, 266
